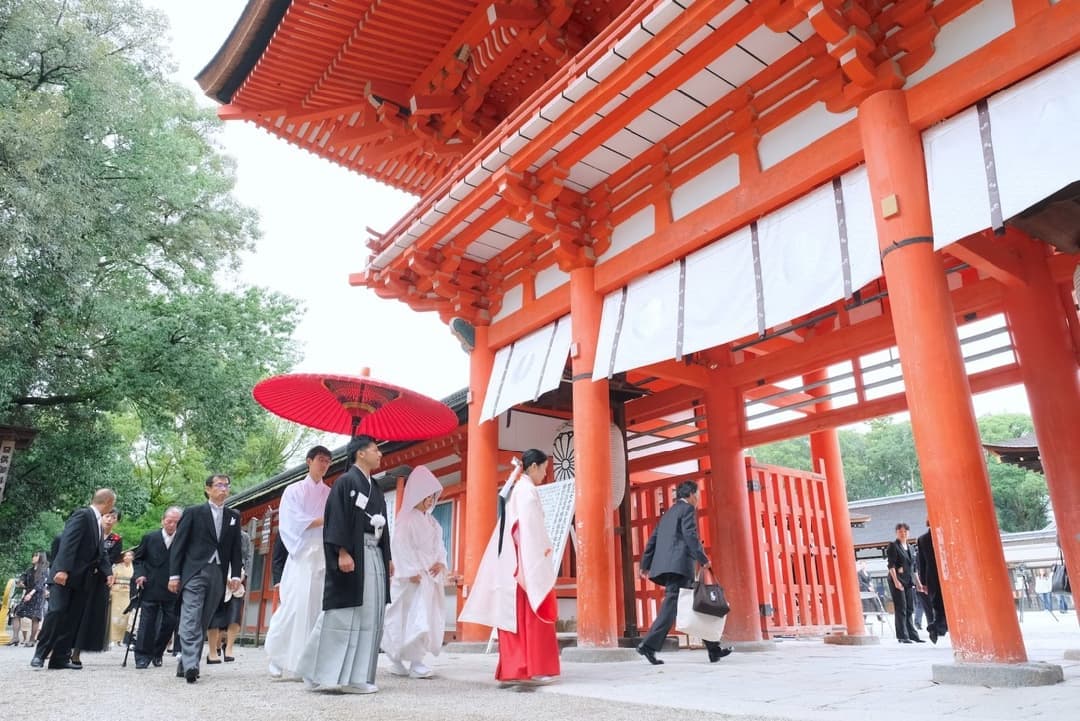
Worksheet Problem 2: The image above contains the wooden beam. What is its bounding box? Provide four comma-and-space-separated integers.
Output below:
633, 360, 709, 389
628, 443, 706, 475
742, 363, 1022, 447
728, 277, 1006, 390
625, 385, 705, 426
947, 230, 1025, 287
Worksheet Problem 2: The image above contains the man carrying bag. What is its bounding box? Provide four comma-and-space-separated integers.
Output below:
638, 480, 733, 665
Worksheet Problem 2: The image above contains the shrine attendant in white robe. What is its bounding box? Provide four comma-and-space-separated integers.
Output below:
381, 465, 447, 679
265, 445, 333, 679
459, 448, 560, 685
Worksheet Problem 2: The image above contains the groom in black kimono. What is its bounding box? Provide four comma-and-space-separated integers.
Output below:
296, 434, 393, 694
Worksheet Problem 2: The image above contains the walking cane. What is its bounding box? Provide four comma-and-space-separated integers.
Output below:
121, 590, 142, 668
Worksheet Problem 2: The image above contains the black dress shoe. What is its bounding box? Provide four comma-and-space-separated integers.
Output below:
151, 657, 163, 667
30, 656, 44, 668
135, 662, 149, 670
708, 645, 734, 663
185, 667, 199, 684
49, 661, 82, 670
913, 637, 926, 643
898, 638, 913, 644
929, 629, 938, 645
206, 655, 222, 664
223, 655, 235, 663
636, 643, 664, 665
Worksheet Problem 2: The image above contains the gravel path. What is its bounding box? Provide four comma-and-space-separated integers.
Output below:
4, 643, 750, 721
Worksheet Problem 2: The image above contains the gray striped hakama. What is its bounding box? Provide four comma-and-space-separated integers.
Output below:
297, 534, 387, 691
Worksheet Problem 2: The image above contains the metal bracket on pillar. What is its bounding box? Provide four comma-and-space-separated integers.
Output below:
760, 603, 774, 617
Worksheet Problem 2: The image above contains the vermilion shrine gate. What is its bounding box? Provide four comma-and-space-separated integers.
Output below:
200, 0, 1080, 680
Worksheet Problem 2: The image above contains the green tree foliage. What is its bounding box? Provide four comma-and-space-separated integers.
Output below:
0, 0, 301, 575
750, 413, 1047, 533
977, 414, 1047, 533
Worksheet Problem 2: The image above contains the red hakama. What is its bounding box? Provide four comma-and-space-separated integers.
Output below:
495, 585, 560, 681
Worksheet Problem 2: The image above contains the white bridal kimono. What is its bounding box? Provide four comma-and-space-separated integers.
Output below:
381, 466, 447, 664
265, 474, 331, 678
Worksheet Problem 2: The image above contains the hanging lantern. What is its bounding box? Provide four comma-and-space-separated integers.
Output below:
550, 421, 628, 506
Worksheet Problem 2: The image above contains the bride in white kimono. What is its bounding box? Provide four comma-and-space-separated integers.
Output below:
381, 465, 448, 679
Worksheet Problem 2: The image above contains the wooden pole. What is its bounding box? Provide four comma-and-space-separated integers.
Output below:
570, 265, 617, 647
859, 89, 1025, 663
460, 324, 499, 642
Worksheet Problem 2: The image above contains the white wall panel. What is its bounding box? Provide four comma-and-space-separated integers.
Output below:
758, 103, 855, 170
600, 205, 655, 263
907, 0, 1015, 87
671, 154, 739, 220
492, 283, 523, 323
535, 264, 569, 298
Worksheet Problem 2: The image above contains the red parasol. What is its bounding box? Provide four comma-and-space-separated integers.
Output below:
252, 371, 458, 441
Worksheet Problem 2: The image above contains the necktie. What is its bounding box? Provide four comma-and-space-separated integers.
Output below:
213, 506, 222, 539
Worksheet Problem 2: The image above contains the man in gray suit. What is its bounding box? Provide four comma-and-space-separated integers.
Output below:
638, 480, 732, 664
168, 474, 243, 683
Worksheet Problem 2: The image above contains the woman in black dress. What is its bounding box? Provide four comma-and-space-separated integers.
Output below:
13, 551, 49, 645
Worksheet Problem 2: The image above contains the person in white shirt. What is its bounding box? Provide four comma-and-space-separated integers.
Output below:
131, 507, 182, 668
265, 445, 333, 679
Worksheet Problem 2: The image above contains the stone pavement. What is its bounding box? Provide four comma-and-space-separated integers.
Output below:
5, 610, 1077, 721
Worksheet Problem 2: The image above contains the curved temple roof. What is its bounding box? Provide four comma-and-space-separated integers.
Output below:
197, 0, 635, 196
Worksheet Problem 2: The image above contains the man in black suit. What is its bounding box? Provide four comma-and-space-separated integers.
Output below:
637, 480, 732, 664
271, 534, 288, 587
31, 489, 116, 670
886, 522, 924, 643
916, 520, 947, 644
168, 474, 243, 684
132, 506, 182, 669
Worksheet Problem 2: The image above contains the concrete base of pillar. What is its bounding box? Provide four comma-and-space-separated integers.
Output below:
931, 662, 1064, 687
444, 641, 495, 654
561, 646, 641, 663
823, 633, 881, 646
729, 640, 775, 652
1064, 649, 1080, 661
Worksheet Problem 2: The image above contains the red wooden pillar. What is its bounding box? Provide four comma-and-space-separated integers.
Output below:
804, 369, 868, 638
703, 359, 764, 642
1003, 236, 1080, 627
570, 264, 617, 647
461, 323, 499, 642
859, 90, 1026, 663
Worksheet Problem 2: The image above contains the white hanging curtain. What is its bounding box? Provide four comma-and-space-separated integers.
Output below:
925, 52, 1080, 250
480, 316, 572, 422
593, 167, 881, 378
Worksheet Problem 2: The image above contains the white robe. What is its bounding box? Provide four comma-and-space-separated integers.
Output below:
382, 466, 447, 663
265, 474, 331, 678
458, 475, 556, 633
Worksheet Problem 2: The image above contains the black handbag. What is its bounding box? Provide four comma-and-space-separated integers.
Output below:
692, 568, 730, 618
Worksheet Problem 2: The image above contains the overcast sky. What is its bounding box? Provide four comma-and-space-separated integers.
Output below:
143, 0, 1031, 438
143, 0, 470, 415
